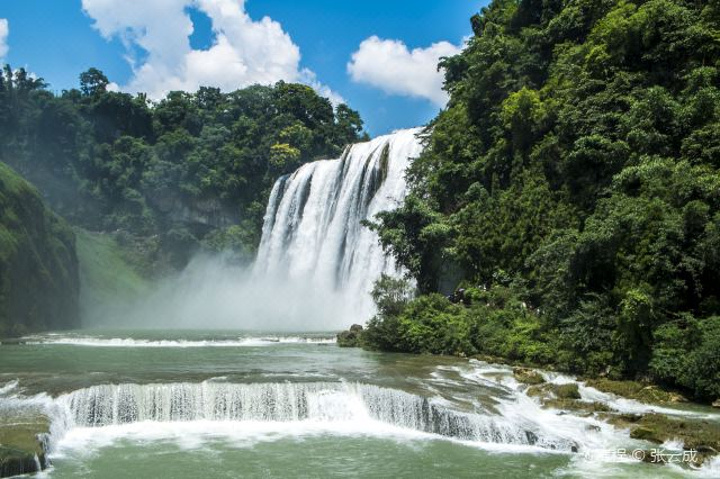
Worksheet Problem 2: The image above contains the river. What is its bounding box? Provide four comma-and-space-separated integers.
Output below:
1, 330, 718, 478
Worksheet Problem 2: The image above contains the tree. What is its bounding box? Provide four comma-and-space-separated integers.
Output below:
80, 68, 109, 96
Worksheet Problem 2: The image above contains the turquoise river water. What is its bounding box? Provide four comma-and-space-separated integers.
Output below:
0, 330, 719, 478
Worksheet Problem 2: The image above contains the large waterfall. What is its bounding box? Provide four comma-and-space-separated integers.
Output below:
254, 128, 423, 323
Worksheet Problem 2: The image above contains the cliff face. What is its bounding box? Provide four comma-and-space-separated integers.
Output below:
0, 162, 79, 336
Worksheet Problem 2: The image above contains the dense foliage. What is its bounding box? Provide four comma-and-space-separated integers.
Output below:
0, 162, 79, 336
367, 0, 720, 400
0, 67, 365, 271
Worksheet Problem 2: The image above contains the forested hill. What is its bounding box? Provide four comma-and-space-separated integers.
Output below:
0, 67, 366, 272
366, 0, 720, 400
0, 162, 79, 336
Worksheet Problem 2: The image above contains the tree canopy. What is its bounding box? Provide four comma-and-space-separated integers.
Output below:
368, 0, 720, 400
0, 68, 366, 270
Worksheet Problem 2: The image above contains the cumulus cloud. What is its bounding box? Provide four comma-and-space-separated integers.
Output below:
0, 19, 9, 59
81, 0, 341, 103
348, 36, 462, 107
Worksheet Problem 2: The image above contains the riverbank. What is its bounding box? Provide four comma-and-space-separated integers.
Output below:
511, 367, 720, 466
339, 325, 720, 466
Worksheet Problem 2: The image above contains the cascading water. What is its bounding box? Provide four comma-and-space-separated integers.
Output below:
4, 350, 720, 477
57, 381, 577, 451
5, 130, 720, 476
254, 128, 424, 322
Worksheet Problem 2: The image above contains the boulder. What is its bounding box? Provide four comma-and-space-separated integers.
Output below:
0, 413, 50, 478
555, 383, 581, 399
513, 367, 545, 385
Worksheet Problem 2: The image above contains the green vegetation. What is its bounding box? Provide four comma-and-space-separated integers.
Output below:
629, 413, 720, 457
0, 413, 49, 467
337, 324, 364, 347
0, 413, 49, 477
0, 162, 79, 336
365, 0, 720, 402
75, 229, 148, 320
0, 66, 366, 273
526, 382, 581, 400
585, 378, 687, 404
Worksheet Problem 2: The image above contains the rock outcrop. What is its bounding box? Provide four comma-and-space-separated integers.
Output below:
0, 413, 50, 477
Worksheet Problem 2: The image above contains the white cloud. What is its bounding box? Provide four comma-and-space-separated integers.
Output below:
299, 68, 345, 106
348, 36, 462, 107
81, 0, 341, 103
0, 19, 9, 59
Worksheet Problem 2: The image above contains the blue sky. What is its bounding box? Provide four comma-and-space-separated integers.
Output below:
0, 1, 485, 135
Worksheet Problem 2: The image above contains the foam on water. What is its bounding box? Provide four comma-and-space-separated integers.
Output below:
4, 360, 719, 477
50, 381, 576, 452
458, 362, 720, 477
536, 371, 718, 419
0, 379, 19, 396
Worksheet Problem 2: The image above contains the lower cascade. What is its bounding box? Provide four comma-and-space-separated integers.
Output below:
254, 128, 424, 321
53, 381, 578, 452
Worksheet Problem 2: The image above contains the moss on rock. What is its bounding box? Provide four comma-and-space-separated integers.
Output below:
556, 384, 581, 399
541, 398, 611, 414
628, 414, 720, 451
0, 413, 50, 477
513, 367, 545, 385
585, 379, 687, 404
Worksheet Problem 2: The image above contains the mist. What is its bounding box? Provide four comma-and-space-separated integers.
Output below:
80, 252, 367, 332
77, 130, 424, 333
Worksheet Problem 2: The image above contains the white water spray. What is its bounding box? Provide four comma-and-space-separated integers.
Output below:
254, 128, 423, 323
56, 380, 576, 451
81, 129, 422, 330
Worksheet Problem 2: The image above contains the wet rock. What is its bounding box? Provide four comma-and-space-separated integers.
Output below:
527, 383, 580, 401
630, 426, 659, 442
543, 398, 610, 415
712, 399, 720, 408
555, 384, 581, 399
525, 385, 546, 398
598, 412, 644, 429
585, 378, 687, 404
0, 414, 50, 478
513, 368, 545, 385
0, 447, 44, 478
625, 413, 720, 465
618, 413, 643, 423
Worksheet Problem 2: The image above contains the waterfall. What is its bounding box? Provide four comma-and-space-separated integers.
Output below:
57, 381, 579, 451
254, 128, 424, 323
